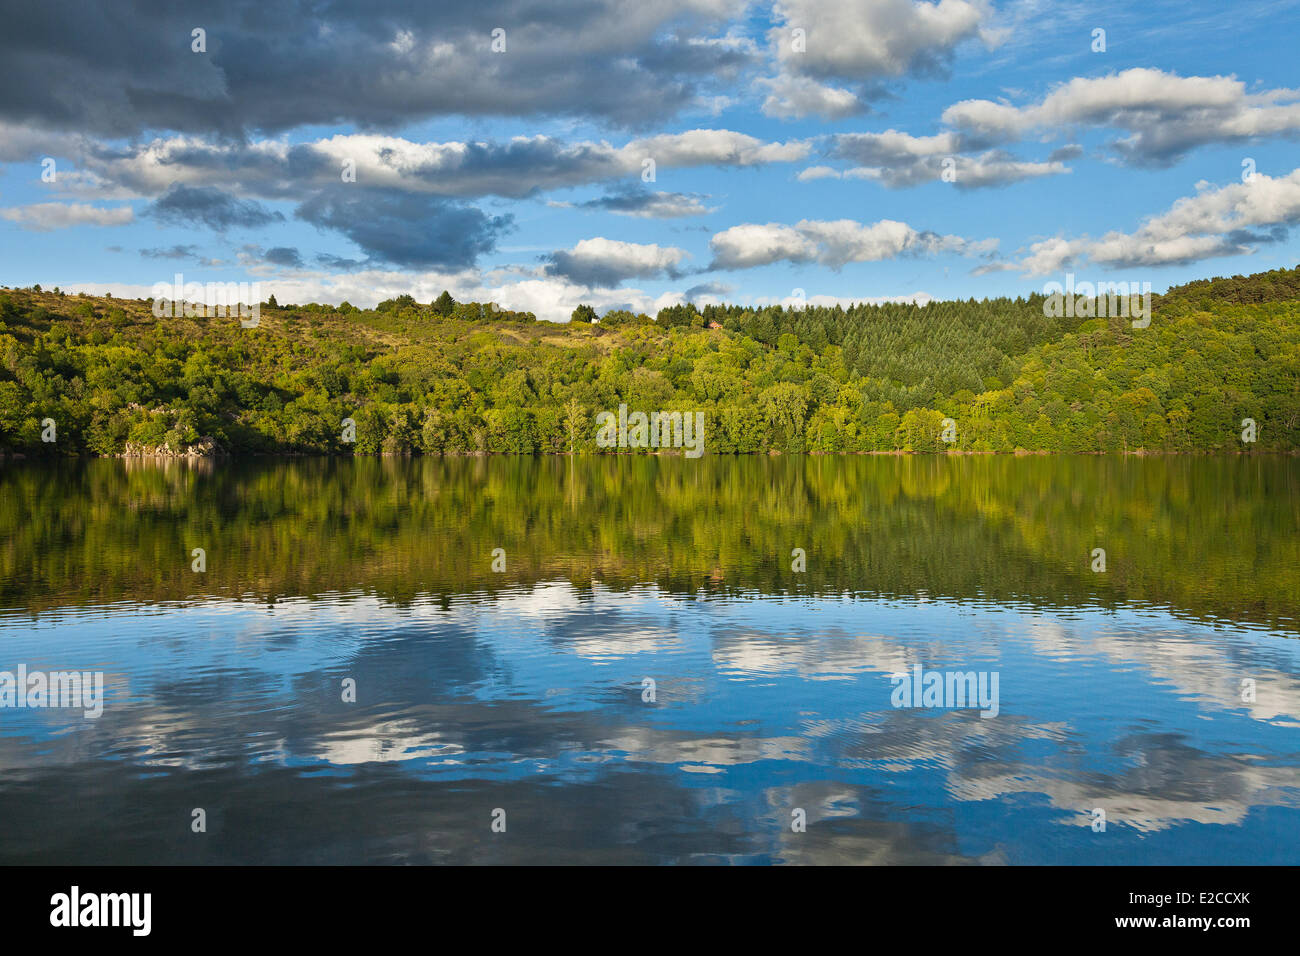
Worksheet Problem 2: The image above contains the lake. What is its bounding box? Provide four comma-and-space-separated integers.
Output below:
1, 455, 1297, 864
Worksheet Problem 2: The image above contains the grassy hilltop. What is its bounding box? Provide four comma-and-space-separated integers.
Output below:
1, 266, 1298, 456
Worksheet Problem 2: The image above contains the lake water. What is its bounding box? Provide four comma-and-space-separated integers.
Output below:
1, 456, 1297, 864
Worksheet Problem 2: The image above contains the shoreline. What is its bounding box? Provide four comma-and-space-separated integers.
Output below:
1, 448, 1293, 461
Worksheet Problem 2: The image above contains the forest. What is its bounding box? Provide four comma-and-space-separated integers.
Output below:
1, 265, 1298, 456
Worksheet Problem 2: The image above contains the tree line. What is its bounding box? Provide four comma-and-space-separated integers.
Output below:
1, 266, 1297, 456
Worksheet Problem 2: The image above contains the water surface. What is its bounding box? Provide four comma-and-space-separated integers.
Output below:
1, 456, 1297, 864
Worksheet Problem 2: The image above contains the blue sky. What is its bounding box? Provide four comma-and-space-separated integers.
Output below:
1, 0, 1298, 320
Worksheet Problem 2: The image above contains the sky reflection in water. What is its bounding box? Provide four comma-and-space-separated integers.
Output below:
1, 456, 1297, 864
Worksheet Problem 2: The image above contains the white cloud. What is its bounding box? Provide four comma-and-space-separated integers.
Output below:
796, 165, 842, 181
709, 222, 820, 269
943, 68, 1300, 165
0, 202, 134, 230
770, 0, 988, 80
710, 217, 993, 269
760, 75, 864, 119
757, 0, 993, 119
631, 128, 811, 168
1007, 168, 1300, 274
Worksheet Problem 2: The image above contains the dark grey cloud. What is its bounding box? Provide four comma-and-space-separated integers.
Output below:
295, 187, 513, 269
575, 188, 714, 218
826, 133, 1069, 190
149, 185, 284, 230
72, 130, 805, 206
540, 238, 689, 287
1047, 144, 1084, 162
136, 244, 223, 266
236, 243, 304, 268
0, 1, 748, 138
314, 253, 367, 272
685, 281, 732, 298
139, 244, 201, 260
263, 246, 304, 268
1224, 225, 1289, 246
635, 28, 756, 77
542, 254, 637, 288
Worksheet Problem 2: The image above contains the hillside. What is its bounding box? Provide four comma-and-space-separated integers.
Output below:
1, 265, 1298, 456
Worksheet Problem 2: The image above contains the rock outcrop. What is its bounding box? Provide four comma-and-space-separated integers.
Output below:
119, 436, 225, 458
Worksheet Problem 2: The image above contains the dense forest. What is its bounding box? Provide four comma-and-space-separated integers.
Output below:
1, 265, 1298, 456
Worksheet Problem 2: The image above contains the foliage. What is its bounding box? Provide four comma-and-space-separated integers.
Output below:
0, 265, 1297, 456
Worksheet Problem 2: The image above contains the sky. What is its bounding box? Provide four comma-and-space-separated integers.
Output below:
1, 0, 1298, 321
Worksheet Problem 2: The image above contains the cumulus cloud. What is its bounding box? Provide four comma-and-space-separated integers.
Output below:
796, 165, 842, 182
1047, 144, 1084, 162
631, 128, 811, 168
314, 253, 368, 272
295, 188, 513, 270
684, 280, 734, 299
568, 188, 716, 218
828, 130, 1068, 188
773, 0, 988, 78
0, 0, 755, 137
1005, 168, 1300, 275
149, 185, 283, 230
66, 129, 806, 203
0, 202, 133, 230
44, 128, 802, 268
798, 68, 1300, 189
24, 7, 1300, 304
866, 150, 1067, 188
263, 246, 304, 268
709, 218, 993, 269
943, 68, 1300, 166
760, 0, 992, 118
833, 129, 962, 165
709, 222, 819, 269
800, 69, 1300, 191
0, 122, 82, 162
542, 238, 691, 287
139, 244, 201, 260
760, 75, 865, 120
